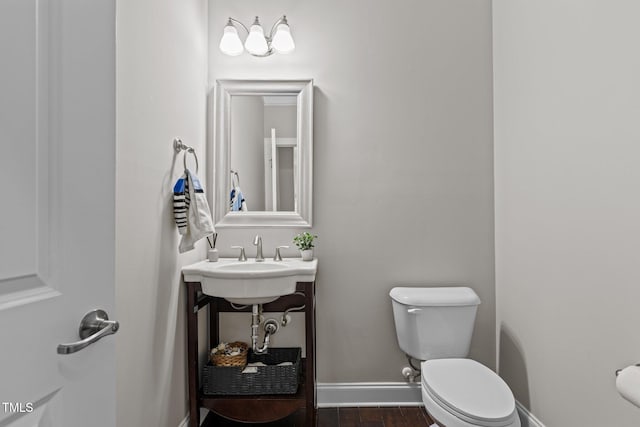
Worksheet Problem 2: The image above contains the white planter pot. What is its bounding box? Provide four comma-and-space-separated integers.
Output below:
300, 249, 314, 261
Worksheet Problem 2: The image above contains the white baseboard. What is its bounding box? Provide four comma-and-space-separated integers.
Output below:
178, 408, 208, 427
317, 382, 423, 407
516, 401, 546, 427
178, 383, 545, 427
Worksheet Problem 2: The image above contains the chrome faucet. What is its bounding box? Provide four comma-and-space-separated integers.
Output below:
253, 235, 264, 262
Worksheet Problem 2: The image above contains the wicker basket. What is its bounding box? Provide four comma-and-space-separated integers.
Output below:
210, 341, 248, 367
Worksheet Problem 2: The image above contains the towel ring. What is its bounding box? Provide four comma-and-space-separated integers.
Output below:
173, 137, 199, 173
230, 170, 240, 187
183, 149, 199, 173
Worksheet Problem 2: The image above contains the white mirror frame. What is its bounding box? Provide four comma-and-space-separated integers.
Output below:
210, 79, 313, 228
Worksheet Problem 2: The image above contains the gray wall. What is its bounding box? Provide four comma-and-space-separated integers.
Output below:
493, 1, 640, 425
115, 0, 208, 426
209, 0, 495, 382
231, 96, 265, 211
264, 105, 297, 138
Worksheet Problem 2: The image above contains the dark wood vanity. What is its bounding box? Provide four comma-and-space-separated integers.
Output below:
185, 280, 316, 426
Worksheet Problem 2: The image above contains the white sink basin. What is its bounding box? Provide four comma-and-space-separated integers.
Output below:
182, 258, 318, 304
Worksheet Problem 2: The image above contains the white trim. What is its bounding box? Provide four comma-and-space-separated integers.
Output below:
515, 401, 546, 427
178, 408, 208, 427
317, 383, 546, 427
178, 414, 188, 427
263, 95, 297, 106
317, 382, 423, 407
264, 137, 297, 148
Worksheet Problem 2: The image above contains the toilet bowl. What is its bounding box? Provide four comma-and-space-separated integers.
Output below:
421, 358, 520, 427
389, 287, 520, 427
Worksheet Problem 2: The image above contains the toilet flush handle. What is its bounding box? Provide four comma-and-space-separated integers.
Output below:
407, 307, 422, 314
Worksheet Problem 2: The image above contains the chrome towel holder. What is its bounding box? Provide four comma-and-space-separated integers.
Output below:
173, 137, 199, 173
230, 169, 240, 187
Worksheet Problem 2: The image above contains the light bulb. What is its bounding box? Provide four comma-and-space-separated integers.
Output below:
244, 18, 269, 56
272, 23, 295, 54
219, 23, 243, 56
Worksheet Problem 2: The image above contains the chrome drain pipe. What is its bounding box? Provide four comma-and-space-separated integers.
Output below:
251, 305, 279, 354
254, 319, 279, 354
251, 304, 261, 352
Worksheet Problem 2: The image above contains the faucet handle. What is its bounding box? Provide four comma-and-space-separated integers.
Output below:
274, 246, 289, 261
231, 246, 247, 261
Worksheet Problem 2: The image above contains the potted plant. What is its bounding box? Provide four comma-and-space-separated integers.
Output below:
293, 232, 317, 261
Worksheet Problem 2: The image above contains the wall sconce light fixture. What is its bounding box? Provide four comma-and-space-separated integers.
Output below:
219, 16, 295, 57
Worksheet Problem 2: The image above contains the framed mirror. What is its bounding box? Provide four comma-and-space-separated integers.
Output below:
210, 79, 313, 228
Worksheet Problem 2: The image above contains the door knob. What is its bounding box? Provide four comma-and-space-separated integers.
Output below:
57, 309, 119, 355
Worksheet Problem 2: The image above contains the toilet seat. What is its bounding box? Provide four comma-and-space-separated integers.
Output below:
421, 359, 517, 427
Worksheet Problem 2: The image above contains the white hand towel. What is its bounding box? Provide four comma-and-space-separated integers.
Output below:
230, 186, 248, 212
173, 173, 189, 235
178, 170, 215, 253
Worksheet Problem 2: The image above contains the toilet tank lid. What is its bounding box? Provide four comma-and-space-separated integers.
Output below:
389, 287, 481, 307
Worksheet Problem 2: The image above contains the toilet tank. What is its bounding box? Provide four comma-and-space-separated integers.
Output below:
389, 287, 481, 360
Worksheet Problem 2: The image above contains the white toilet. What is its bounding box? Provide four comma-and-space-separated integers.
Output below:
390, 287, 520, 427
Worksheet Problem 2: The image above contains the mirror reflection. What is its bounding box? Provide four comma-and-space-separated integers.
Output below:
229, 95, 298, 212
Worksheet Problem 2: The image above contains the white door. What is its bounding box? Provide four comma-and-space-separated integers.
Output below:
264, 133, 298, 212
264, 128, 279, 211
0, 0, 116, 426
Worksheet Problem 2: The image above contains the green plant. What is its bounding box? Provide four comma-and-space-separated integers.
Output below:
293, 232, 317, 251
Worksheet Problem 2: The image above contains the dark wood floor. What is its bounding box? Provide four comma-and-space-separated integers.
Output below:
203, 407, 435, 426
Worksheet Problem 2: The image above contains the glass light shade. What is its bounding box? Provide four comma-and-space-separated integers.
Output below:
244, 24, 269, 56
271, 23, 295, 54
219, 25, 243, 56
